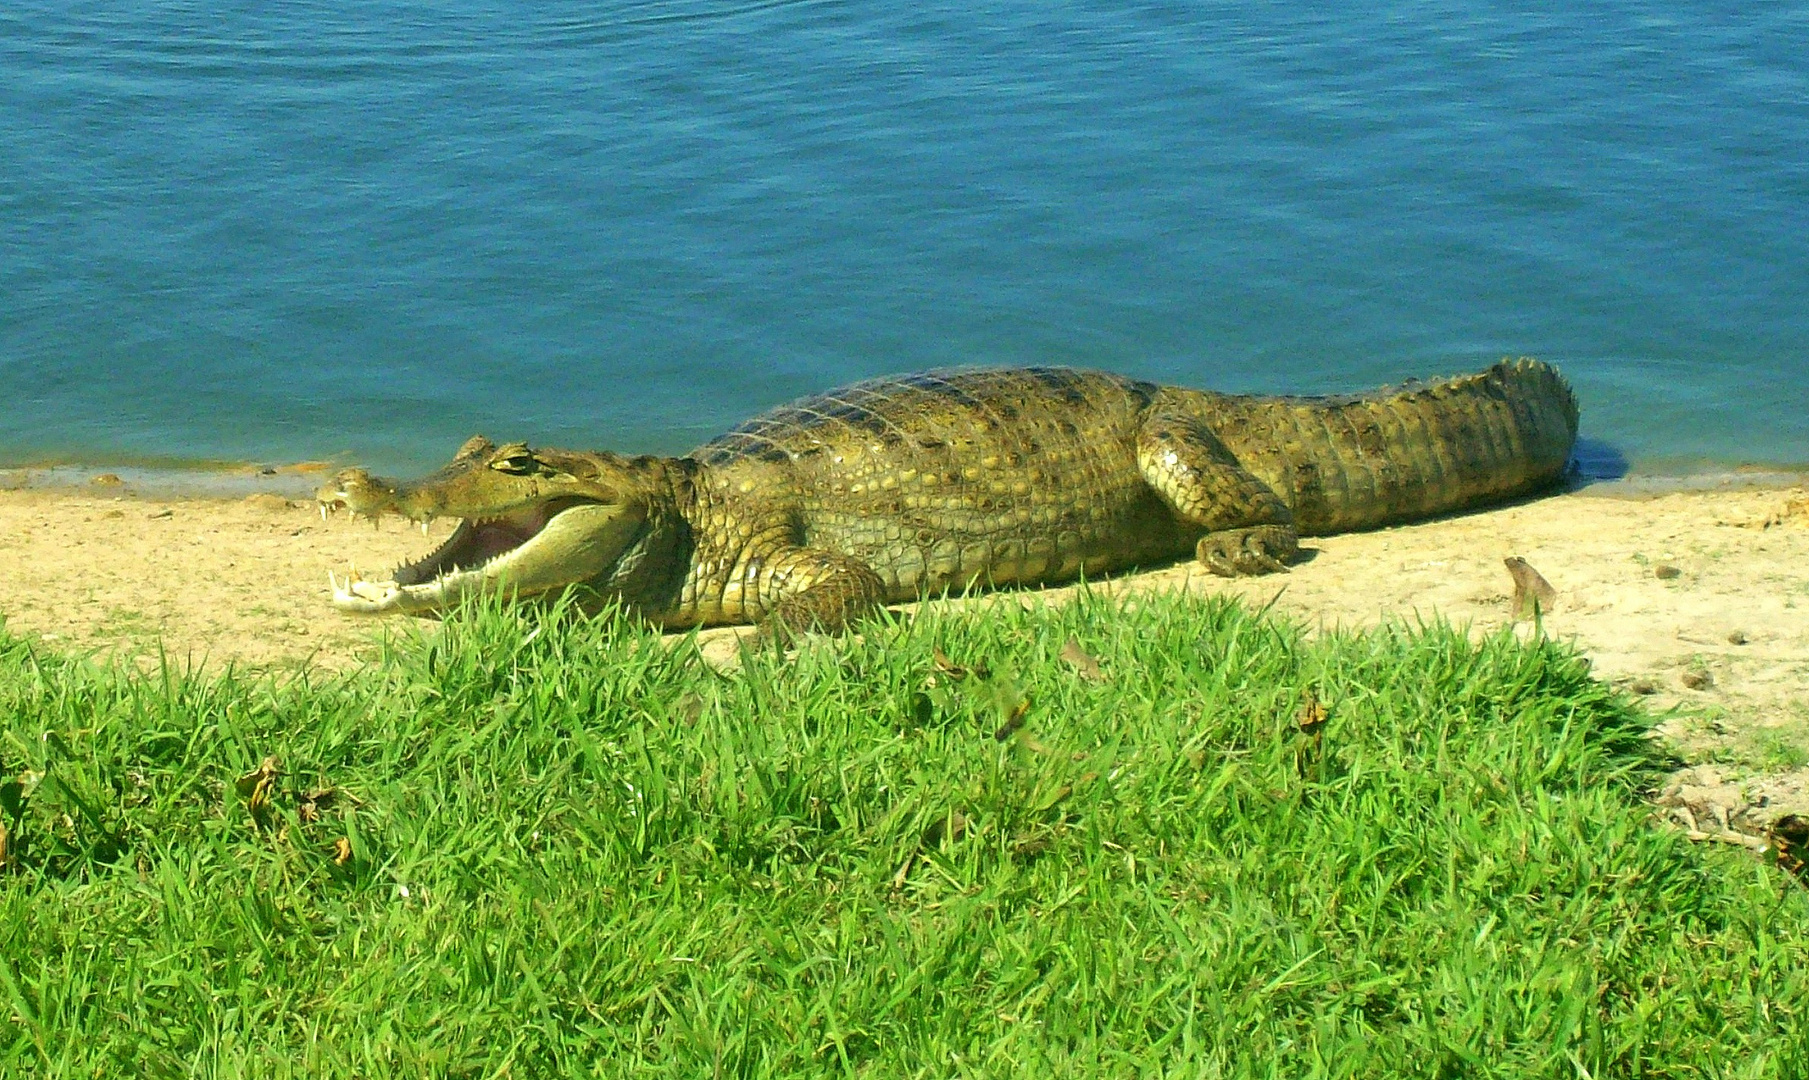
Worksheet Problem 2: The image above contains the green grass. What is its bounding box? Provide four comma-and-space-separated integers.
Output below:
1, 593, 1806, 1078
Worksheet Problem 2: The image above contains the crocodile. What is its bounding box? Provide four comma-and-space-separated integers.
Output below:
317, 359, 1578, 633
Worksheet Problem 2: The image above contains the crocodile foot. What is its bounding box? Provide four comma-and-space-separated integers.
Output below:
1196, 525, 1298, 577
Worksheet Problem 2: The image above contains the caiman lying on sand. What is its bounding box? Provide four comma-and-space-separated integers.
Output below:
318, 360, 1578, 634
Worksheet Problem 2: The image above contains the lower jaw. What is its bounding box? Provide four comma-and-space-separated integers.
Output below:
332, 574, 463, 614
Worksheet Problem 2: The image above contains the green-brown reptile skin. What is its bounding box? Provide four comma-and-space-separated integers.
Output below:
318, 359, 1579, 633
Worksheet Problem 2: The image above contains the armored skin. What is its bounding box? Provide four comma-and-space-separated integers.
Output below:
318, 360, 1579, 633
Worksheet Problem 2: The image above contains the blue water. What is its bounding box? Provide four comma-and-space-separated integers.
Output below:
2, 2, 1806, 480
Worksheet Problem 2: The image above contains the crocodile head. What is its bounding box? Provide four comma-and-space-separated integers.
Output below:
316, 435, 675, 615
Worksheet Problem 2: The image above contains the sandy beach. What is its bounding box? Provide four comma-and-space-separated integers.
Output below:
2, 473, 1806, 835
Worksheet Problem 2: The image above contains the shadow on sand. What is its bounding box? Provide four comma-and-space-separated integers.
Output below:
1568, 437, 1630, 486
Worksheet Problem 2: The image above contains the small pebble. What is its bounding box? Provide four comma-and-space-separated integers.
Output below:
1628, 679, 1659, 695
1726, 630, 1748, 645
91, 473, 123, 486
1681, 670, 1714, 691
1653, 564, 1682, 580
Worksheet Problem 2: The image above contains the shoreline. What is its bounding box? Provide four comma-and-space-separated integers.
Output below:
0, 461, 340, 501
5, 453, 1807, 502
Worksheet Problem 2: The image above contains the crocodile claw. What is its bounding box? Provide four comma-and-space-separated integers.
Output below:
1196, 525, 1298, 577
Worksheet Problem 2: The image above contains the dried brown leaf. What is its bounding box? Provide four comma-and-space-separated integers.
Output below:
1059, 638, 1105, 682
235, 756, 282, 830
891, 852, 915, 892
932, 648, 967, 680
1011, 828, 1055, 858
1504, 556, 1557, 619
922, 810, 970, 847
993, 697, 1031, 741
298, 787, 337, 825
1036, 771, 1101, 814
1768, 814, 1807, 882
1297, 690, 1329, 736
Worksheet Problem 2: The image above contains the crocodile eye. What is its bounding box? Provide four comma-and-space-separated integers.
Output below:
489, 453, 540, 476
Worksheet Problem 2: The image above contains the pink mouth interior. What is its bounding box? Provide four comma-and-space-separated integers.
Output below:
390, 503, 563, 586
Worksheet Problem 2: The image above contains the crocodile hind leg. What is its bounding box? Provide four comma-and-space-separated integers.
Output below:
753, 547, 889, 638
1137, 412, 1299, 576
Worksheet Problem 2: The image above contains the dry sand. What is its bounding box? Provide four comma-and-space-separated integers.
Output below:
2, 474, 1806, 838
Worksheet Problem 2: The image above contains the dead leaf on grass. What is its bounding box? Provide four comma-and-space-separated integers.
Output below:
932, 648, 988, 682
1059, 638, 1105, 682
297, 787, 338, 824
890, 851, 915, 892
1010, 828, 1055, 858
993, 696, 1031, 742
1033, 771, 1099, 815
235, 756, 282, 830
1296, 690, 1328, 737
1769, 815, 1808, 882
922, 810, 970, 848
674, 692, 707, 727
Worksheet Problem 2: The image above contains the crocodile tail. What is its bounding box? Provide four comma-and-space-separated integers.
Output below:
1210, 358, 1580, 535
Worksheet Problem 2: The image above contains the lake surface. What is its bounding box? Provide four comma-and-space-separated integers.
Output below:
2, 1, 1805, 482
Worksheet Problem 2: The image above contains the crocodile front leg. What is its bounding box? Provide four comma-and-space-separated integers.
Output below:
1136, 411, 1299, 576
755, 547, 888, 637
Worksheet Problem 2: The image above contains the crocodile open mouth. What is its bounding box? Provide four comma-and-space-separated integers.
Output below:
388, 499, 590, 586
323, 496, 620, 614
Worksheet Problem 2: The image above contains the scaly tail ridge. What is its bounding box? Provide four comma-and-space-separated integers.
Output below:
1197, 358, 1579, 535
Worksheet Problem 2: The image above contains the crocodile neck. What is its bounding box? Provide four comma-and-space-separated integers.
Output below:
581, 457, 699, 620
